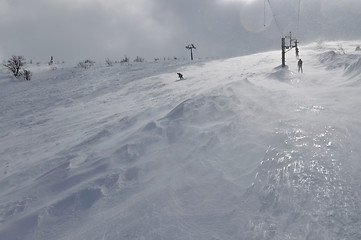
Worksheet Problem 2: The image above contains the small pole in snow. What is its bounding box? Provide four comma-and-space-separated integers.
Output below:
282, 37, 286, 67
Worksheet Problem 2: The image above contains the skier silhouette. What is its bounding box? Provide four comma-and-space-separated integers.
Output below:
298, 59, 303, 73
177, 72, 184, 80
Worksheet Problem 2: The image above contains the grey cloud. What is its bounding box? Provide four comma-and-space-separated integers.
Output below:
0, 0, 360, 63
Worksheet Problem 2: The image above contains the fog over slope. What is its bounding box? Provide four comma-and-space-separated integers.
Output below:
1, 41, 361, 240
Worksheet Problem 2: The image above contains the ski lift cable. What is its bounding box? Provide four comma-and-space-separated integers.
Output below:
265, 0, 283, 36
265, 0, 302, 38
263, 0, 266, 27
296, 0, 301, 38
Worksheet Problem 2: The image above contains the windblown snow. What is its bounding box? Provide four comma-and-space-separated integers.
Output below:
1, 41, 361, 240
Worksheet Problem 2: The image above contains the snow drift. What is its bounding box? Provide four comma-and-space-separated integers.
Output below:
1, 41, 361, 240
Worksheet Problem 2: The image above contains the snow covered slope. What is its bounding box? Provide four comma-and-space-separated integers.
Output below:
1, 41, 361, 240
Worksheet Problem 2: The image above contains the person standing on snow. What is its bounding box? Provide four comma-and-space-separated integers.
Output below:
298, 59, 303, 73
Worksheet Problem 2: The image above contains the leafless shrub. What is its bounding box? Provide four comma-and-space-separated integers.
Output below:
23, 69, 32, 80
3, 55, 32, 80
134, 56, 144, 62
77, 59, 95, 69
120, 56, 129, 64
338, 45, 345, 54
3, 55, 26, 77
105, 58, 113, 67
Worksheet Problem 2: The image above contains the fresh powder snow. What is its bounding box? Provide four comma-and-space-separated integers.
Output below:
1, 41, 361, 240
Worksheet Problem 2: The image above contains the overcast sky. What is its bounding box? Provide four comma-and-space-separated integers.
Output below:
0, 0, 360, 63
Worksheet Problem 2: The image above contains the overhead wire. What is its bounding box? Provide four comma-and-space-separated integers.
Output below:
296, 0, 301, 38
265, 0, 283, 36
264, 0, 266, 27
265, 0, 302, 38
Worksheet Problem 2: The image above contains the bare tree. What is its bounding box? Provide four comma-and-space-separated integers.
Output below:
105, 58, 113, 67
3, 55, 26, 77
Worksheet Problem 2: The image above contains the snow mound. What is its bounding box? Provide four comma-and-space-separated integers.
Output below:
318, 50, 361, 72
267, 65, 300, 84
317, 49, 361, 80
345, 56, 361, 77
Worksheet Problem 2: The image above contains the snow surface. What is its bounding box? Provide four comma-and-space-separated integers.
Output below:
1, 41, 361, 240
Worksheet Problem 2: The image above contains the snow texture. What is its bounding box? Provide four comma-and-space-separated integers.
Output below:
1, 41, 361, 240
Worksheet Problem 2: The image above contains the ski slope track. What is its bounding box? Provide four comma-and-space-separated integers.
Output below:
1, 41, 361, 240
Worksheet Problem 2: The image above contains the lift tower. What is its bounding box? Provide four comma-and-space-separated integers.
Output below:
281, 32, 299, 67
186, 44, 196, 61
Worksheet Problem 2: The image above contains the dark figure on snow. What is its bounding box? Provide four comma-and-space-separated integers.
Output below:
298, 59, 303, 73
177, 72, 184, 80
